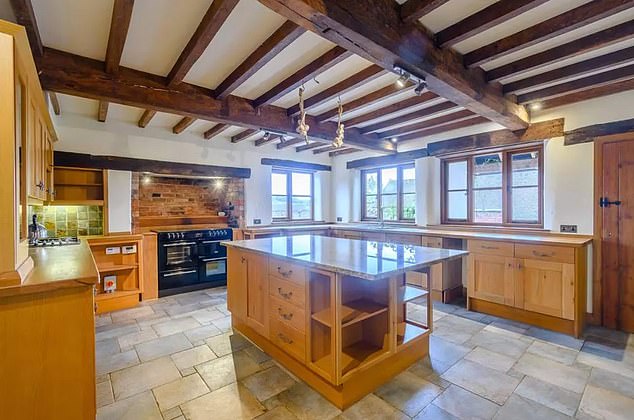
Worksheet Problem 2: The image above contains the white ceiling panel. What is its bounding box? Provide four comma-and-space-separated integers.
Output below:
56, 94, 99, 116
107, 103, 145, 124
417, 0, 497, 34
352, 97, 454, 129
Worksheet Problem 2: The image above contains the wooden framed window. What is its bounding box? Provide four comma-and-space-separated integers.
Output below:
361, 163, 416, 222
441, 145, 543, 226
272, 168, 314, 221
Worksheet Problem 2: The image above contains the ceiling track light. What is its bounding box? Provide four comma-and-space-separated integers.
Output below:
262, 132, 270, 140
393, 65, 426, 95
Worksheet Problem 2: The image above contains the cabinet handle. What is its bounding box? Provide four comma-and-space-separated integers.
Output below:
277, 308, 294, 320
277, 287, 293, 300
36, 181, 44, 190
241, 257, 246, 263
277, 267, 293, 278
277, 333, 293, 344
532, 250, 554, 258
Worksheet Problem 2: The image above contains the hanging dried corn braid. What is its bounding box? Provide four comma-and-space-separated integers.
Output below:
296, 85, 310, 144
332, 98, 344, 148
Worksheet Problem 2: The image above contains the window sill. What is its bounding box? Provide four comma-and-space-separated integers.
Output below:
433, 224, 549, 233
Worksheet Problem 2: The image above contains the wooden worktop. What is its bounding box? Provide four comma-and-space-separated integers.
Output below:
0, 240, 98, 298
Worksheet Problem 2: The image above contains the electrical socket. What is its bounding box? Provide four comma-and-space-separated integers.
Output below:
337, 217, 343, 222
253, 219, 261, 225
560, 225, 578, 233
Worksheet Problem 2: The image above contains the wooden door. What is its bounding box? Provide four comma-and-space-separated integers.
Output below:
517, 259, 575, 320
226, 248, 247, 319
600, 138, 634, 332
246, 253, 269, 335
467, 254, 514, 305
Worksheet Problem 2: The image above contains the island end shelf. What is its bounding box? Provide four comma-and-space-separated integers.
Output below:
222, 235, 468, 409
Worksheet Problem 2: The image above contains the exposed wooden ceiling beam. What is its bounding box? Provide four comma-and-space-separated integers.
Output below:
313, 145, 338, 154
464, 0, 634, 68
359, 102, 458, 133
215, 21, 305, 99
204, 123, 230, 139
39, 48, 396, 153
97, 101, 109, 122
9, 0, 43, 57
329, 148, 359, 157
517, 64, 634, 104
398, 116, 490, 142
48, 92, 60, 115
277, 138, 305, 149
346, 148, 429, 169
400, 0, 450, 23
138, 109, 156, 128
539, 77, 634, 110
255, 134, 282, 146
504, 46, 634, 94
436, 0, 549, 48
173, 116, 196, 134
287, 65, 384, 116
167, 0, 239, 86
261, 158, 331, 171
253, 46, 353, 107
316, 81, 412, 122
343, 91, 438, 127
259, 0, 529, 130
377, 109, 475, 139
564, 117, 634, 145
232, 129, 261, 143
295, 142, 324, 152
426, 118, 565, 156
105, 0, 135, 74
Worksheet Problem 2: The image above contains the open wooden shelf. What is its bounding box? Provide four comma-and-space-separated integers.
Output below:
341, 341, 388, 375
51, 199, 104, 206
398, 285, 429, 303
396, 321, 429, 347
312, 354, 332, 374
311, 298, 388, 328
95, 289, 140, 301
97, 263, 138, 273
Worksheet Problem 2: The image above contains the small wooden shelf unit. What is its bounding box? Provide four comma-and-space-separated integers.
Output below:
52, 167, 106, 205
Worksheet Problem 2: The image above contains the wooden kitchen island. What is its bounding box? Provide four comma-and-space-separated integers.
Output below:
222, 235, 467, 409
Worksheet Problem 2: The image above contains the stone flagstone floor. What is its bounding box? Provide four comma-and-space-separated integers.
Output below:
95, 287, 634, 420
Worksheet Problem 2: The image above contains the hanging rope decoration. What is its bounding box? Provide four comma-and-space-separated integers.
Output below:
296, 85, 310, 144
332, 98, 345, 148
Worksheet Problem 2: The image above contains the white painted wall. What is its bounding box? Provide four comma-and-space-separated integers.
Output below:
106, 170, 132, 233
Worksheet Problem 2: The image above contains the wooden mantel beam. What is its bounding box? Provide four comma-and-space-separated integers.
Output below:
564, 118, 634, 145
257, 0, 529, 130
39, 48, 396, 153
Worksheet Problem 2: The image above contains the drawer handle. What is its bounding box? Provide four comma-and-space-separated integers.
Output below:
277, 333, 293, 344
278, 288, 293, 300
278, 308, 294, 320
277, 267, 293, 278
532, 251, 555, 258
241, 257, 246, 263
481, 245, 498, 250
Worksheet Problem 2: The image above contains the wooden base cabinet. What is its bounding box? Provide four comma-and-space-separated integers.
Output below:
467, 240, 586, 336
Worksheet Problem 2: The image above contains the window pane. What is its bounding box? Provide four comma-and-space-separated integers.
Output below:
365, 171, 378, 195
365, 195, 378, 218
512, 151, 539, 187
512, 187, 539, 222
381, 194, 397, 221
272, 172, 287, 195
473, 153, 502, 188
292, 172, 311, 195
402, 193, 416, 219
447, 191, 467, 220
402, 167, 415, 193
381, 168, 397, 194
447, 161, 467, 190
272, 195, 288, 218
474, 189, 502, 223
291, 196, 312, 219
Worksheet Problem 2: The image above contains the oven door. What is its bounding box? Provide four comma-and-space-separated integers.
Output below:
159, 241, 198, 272
198, 239, 227, 260
198, 256, 227, 285
159, 268, 200, 296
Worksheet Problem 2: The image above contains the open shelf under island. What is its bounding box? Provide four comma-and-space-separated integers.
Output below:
222, 234, 468, 409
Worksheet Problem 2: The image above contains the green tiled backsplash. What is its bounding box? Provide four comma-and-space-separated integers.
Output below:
28, 205, 104, 237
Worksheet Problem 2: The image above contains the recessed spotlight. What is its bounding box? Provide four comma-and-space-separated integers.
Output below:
214, 179, 224, 189
395, 73, 410, 88
142, 176, 151, 184
530, 102, 542, 111
262, 132, 270, 140
391, 137, 398, 143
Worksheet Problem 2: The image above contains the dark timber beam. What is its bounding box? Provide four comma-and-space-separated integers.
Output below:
313, 145, 338, 154
54, 151, 251, 178
215, 21, 305, 99
232, 129, 260, 143
464, 0, 634, 68
295, 142, 323, 152
48, 92, 61, 115
377, 109, 475, 139
138, 109, 156, 128
343, 92, 438, 128
105, 0, 135, 74
398, 116, 490, 142
167, 0, 239, 86
97, 101, 109, 122
258, 0, 529, 130
400, 0, 450, 23
359, 102, 458, 133
346, 148, 429, 169
173, 116, 196, 134
540, 78, 634, 110
426, 118, 565, 156
39, 48, 396, 153
9, 0, 43, 58
204, 123, 230, 140
261, 158, 331, 171
255, 134, 282, 146
277, 137, 305, 149
436, 0, 549, 48
564, 118, 634, 145
330, 148, 360, 157
253, 46, 353, 107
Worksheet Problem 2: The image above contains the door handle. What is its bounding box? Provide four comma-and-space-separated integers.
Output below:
163, 269, 197, 277
163, 242, 197, 247
278, 288, 293, 300
599, 197, 622, 207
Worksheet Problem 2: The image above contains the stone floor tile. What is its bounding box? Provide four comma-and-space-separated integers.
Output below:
375, 371, 443, 417
96, 338, 121, 358
161, 406, 183, 420
196, 349, 262, 391
464, 347, 516, 373
96, 380, 114, 408
525, 327, 584, 351
213, 302, 230, 315
152, 373, 210, 411
96, 390, 162, 420
171, 345, 217, 371
514, 376, 581, 417
342, 393, 408, 420
576, 351, 634, 380
276, 382, 341, 420
245, 344, 273, 364
110, 357, 181, 401
152, 316, 201, 337
581, 336, 628, 361
165, 302, 205, 318
175, 291, 216, 306
526, 340, 578, 365
184, 323, 222, 343
578, 384, 634, 420
588, 367, 634, 399
181, 383, 264, 420
493, 394, 571, 420
136, 314, 172, 329
242, 366, 296, 402
95, 314, 112, 328
514, 353, 590, 393
585, 326, 630, 346
413, 403, 458, 420
188, 308, 226, 324
429, 336, 471, 366
135, 333, 193, 362
441, 359, 520, 405
256, 405, 299, 420
96, 374, 110, 384
95, 321, 140, 341
466, 329, 531, 359
211, 315, 233, 332
110, 305, 155, 323
96, 349, 140, 375
432, 315, 485, 345
206, 331, 250, 357
488, 318, 531, 335
432, 385, 499, 420
117, 329, 158, 350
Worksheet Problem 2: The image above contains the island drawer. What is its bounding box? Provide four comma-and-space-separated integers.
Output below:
270, 295, 305, 332
421, 236, 442, 248
269, 258, 306, 285
270, 318, 306, 362
468, 240, 514, 256
514, 244, 574, 264
270, 276, 306, 308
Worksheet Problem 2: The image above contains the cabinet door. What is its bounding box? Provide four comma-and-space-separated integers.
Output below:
246, 253, 269, 335
226, 248, 247, 319
517, 259, 575, 320
467, 253, 515, 306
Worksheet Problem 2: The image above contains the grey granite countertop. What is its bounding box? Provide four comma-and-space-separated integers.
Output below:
222, 235, 468, 280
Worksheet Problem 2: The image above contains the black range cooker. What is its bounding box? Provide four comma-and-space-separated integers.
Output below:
155, 228, 232, 297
